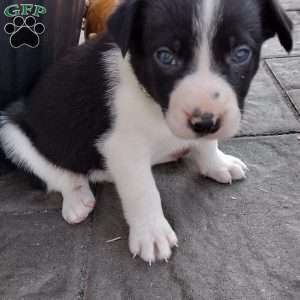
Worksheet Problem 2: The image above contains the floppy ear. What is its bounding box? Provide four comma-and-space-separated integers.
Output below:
262, 0, 293, 52
107, 0, 141, 57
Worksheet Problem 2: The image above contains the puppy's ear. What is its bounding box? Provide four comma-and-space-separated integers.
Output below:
262, 0, 293, 52
107, 0, 141, 57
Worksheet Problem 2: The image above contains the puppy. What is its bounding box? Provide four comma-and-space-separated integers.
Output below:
85, 0, 119, 39
0, 0, 293, 263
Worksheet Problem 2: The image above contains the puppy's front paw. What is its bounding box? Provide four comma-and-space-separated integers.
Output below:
198, 150, 248, 184
129, 217, 178, 264
62, 187, 96, 224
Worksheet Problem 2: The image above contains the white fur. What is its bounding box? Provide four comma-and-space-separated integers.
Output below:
166, 0, 240, 141
0, 120, 96, 224
0, 6, 248, 262
191, 139, 248, 184
198, 0, 221, 72
97, 49, 247, 263
88, 169, 113, 183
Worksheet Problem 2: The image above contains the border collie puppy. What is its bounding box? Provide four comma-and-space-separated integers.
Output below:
0, 0, 293, 263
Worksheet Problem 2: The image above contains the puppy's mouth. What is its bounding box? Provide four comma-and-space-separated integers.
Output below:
186, 110, 222, 137
165, 108, 241, 141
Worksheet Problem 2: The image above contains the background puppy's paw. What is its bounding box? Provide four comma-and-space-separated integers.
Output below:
199, 150, 248, 184
62, 187, 96, 224
129, 217, 178, 264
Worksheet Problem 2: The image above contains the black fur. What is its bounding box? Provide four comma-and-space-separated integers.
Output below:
108, 0, 293, 112
212, 0, 264, 110
3, 0, 293, 175
11, 37, 114, 174
262, 0, 293, 52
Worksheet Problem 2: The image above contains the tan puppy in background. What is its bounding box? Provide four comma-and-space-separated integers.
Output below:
85, 0, 119, 39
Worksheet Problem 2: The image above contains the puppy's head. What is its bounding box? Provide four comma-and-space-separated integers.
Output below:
108, 0, 293, 140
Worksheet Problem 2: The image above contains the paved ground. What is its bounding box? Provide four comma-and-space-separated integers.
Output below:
1, 1, 300, 300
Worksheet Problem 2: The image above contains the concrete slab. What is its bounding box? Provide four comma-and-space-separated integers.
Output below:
240, 67, 300, 136
0, 171, 62, 214
0, 212, 90, 300
267, 57, 300, 91
1, 2, 300, 299
86, 135, 300, 300
287, 89, 300, 114
281, 0, 300, 10
262, 11, 300, 58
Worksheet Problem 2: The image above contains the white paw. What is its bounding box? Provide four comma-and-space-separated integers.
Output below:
129, 217, 178, 264
62, 186, 96, 224
199, 150, 248, 184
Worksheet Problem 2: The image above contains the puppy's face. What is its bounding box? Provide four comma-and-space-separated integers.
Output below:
108, 0, 293, 140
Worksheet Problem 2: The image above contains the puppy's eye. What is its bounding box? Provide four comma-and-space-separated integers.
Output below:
155, 48, 177, 67
229, 46, 252, 64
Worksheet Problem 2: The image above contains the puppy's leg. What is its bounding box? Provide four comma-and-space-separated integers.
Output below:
191, 140, 248, 184
105, 139, 178, 264
0, 121, 95, 224
61, 175, 96, 224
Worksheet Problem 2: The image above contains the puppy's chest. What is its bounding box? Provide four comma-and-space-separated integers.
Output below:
150, 124, 191, 164
105, 96, 191, 165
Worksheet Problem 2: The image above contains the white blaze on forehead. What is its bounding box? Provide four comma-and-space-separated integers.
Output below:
167, 0, 240, 140
196, 0, 222, 73
202, 0, 221, 32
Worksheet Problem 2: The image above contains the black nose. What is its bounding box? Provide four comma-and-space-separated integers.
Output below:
189, 113, 220, 135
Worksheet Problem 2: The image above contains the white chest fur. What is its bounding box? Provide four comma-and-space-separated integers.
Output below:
98, 50, 192, 167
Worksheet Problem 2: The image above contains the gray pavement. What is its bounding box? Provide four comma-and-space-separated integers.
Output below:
1, 1, 300, 300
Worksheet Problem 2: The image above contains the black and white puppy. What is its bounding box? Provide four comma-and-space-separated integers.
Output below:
0, 0, 293, 263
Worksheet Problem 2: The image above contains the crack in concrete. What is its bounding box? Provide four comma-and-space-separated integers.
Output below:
263, 61, 300, 122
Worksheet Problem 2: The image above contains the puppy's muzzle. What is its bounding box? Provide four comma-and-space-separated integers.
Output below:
167, 74, 241, 140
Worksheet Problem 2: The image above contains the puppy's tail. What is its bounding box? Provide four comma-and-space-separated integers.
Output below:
0, 100, 27, 172
0, 114, 14, 174
0, 101, 47, 189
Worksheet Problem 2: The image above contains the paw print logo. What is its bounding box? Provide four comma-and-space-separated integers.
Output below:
4, 16, 45, 48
